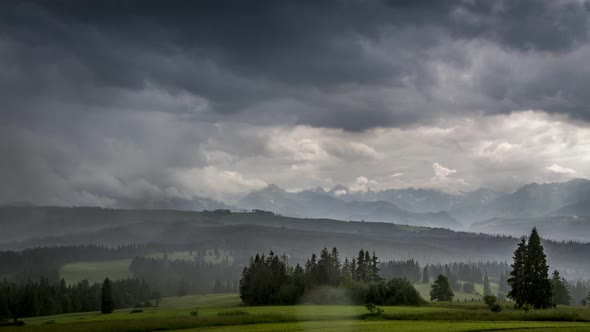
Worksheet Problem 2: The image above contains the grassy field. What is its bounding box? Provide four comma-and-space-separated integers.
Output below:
4, 294, 589, 332
59, 250, 234, 285
59, 259, 132, 285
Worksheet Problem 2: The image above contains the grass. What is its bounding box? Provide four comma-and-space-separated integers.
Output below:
59, 259, 132, 285
5, 294, 590, 332
59, 250, 234, 285
173, 321, 590, 332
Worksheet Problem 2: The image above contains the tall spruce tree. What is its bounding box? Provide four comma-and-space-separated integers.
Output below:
369, 251, 380, 282
507, 237, 528, 308
508, 229, 553, 309
101, 278, 114, 314
525, 228, 553, 309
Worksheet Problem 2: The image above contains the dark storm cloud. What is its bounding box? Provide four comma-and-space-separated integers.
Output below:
1, 0, 590, 206
2, 0, 590, 130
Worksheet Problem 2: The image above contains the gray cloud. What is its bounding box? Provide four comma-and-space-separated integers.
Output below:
2, 0, 590, 129
1, 0, 590, 206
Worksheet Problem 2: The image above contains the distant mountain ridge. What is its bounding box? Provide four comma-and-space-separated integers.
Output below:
236, 178, 590, 230
236, 184, 463, 230
469, 216, 590, 242
474, 178, 590, 220
3, 178, 588, 238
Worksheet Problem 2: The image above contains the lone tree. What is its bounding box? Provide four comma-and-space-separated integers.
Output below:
430, 274, 454, 302
551, 270, 571, 306
101, 278, 114, 314
507, 228, 553, 309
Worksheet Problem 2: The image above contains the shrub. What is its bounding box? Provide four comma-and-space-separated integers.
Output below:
364, 303, 384, 318
483, 295, 497, 307
129, 309, 143, 314
483, 295, 502, 313
491, 304, 503, 312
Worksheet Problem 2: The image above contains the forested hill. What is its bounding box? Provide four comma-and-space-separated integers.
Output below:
1, 206, 589, 279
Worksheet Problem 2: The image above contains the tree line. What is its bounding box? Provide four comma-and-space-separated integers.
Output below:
0, 277, 152, 322
129, 256, 241, 296
239, 248, 424, 306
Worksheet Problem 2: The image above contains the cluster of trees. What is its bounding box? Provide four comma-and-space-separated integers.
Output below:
422, 261, 509, 297
507, 228, 556, 309
425, 262, 509, 286
0, 278, 152, 320
551, 270, 571, 306
570, 281, 590, 306
380, 259, 421, 283
129, 256, 241, 296
239, 248, 424, 306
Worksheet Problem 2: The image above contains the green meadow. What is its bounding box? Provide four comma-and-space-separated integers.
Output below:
2, 293, 589, 332
59, 259, 132, 285
59, 250, 234, 285
50, 256, 589, 332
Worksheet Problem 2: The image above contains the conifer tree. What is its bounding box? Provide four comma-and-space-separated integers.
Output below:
507, 237, 528, 308
369, 251, 380, 282
342, 257, 351, 278
101, 278, 114, 314
356, 250, 367, 282
551, 270, 571, 306
508, 229, 553, 309
430, 274, 454, 301
525, 228, 553, 309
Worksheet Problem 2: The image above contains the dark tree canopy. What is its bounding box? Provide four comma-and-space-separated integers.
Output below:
239, 247, 423, 306
552, 270, 571, 306
430, 274, 454, 302
101, 278, 114, 314
508, 228, 553, 309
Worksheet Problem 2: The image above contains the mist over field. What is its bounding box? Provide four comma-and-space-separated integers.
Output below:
1, 1, 590, 331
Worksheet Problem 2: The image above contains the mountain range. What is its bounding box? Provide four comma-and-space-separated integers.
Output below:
236, 184, 462, 229
6, 178, 589, 239
235, 178, 590, 237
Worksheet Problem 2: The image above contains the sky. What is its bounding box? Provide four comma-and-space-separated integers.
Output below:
1, 0, 590, 207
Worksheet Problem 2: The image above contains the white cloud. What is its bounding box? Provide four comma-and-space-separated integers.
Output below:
3, 109, 589, 205
432, 162, 457, 179
171, 166, 267, 201
546, 164, 576, 174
